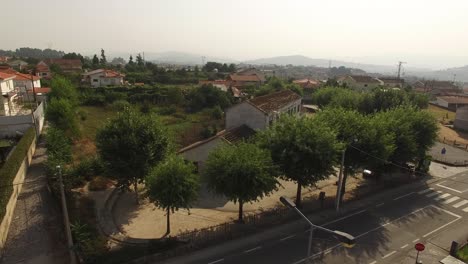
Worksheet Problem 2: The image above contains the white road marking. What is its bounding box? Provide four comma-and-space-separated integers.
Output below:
376, 203, 385, 207
382, 251, 397, 259
437, 182, 463, 193
426, 191, 442, 197
369, 261, 377, 264
322, 209, 368, 227
434, 193, 451, 201
453, 200, 468, 208
280, 235, 295, 241
412, 238, 420, 243
394, 192, 415, 200
244, 246, 261, 253
463, 207, 468, 213
208, 259, 224, 264
444, 196, 460, 204
400, 244, 409, 249
418, 188, 433, 194
422, 206, 462, 238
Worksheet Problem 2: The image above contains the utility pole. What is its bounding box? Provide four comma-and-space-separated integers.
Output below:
57, 165, 76, 264
397, 61, 406, 80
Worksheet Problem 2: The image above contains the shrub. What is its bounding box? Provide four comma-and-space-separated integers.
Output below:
111, 100, 130, 111
88, 176, 112, 191
158, 105, 177, 115
0, 127, 35, 223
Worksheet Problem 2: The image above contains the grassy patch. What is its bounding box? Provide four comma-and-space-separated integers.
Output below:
457, 244, 468, 262
426, 104, 455, 123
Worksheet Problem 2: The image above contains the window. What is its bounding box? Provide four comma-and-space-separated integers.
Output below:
41, 72, 47, 76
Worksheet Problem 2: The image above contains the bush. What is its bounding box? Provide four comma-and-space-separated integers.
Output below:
158, 105, 177, 115
46, 98, 80, 137
88, 176, 112, 191
111, 100, 130, 111
70, 157, 104, 181
0, 127, 35, 223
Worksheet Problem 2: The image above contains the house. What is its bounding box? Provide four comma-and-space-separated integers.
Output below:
178, 125, 256, 170
378, 77, 404, 88
0, 72, 17, 116
454, 106, 468, 131
179, 90, 302, 170
82, 69, 125, 87
434, 96, 468, 111
293, 78, 321, 101
36, 59, 82, 78
0, 68, 41, 92
7, 60, 28, 71
0, 56, 10, 63
227, 68, 266, 89
226, 89, 302, 130
198, 80, 229, 92
337, 75, 383, 90
413, 80, 460, 96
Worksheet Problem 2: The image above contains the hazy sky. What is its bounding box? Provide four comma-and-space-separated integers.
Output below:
3, 0, 468, 69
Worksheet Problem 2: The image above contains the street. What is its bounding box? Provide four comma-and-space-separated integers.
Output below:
162, 169, 468, 264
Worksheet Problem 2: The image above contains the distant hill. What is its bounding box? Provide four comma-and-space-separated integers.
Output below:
143, 51, 236, 65
243, 55, 431, 76
423, 65, 468, 82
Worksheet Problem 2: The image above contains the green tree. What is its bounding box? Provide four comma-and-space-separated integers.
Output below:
92, 54, 99, 66
188, 84, 232, 112
204, 143, 278, 222
146, 156, 199, 235
96, 109, 171, 203
128, 55, 134, 65
315, 108, 395, 202
46, 126, 72, 163
258, 116, 341, 207
46, 98, 79, 136
48, 76, 79, 105
100, 48, 107, 65
136, 53, 144, 66
62, 52, 84, 63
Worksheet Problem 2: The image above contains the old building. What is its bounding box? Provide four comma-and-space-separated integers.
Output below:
378, 77, 404, 88
413, 80, 460, 96
36, 59, 82, 78
179, 89, 302, 170
337, 75, 383, 90
82, 69, 125, 87
227, 68, 266, 89
434, 96, 468, 111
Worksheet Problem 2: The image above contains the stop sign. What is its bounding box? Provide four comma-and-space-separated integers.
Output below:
415, 243, 425, 251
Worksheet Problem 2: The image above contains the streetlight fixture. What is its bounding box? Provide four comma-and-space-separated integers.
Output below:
280, 196, 355, 263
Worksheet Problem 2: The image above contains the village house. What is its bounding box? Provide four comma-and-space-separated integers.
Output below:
7, 60, 28, 71
413, 80, 460, 96
226, 68, 266, 89
179, 90, 302, 170
337, 75, 383, 90
433, 96, 468, 111
293, 78, 321, 101
0, 68, 41, 92
82, 69, 125, 87
198, 80, 229, 92
0, 72, 17, 116
378, 77, 404, 88
36, 59, 82, 78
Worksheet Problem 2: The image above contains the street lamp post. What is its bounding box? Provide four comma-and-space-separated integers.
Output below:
280, 196, 355, 263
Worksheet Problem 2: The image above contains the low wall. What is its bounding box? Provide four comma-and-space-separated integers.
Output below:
0, 130, 37, 253
0, 102, 45, 138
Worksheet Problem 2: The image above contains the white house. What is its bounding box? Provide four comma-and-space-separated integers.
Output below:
337, 75, 383, 90
0, 68, 41, 92
82, 69, 125, 88
179, 90, 302, 170
0, 72, 17, 116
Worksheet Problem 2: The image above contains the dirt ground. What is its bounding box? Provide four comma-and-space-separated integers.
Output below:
112, 176, 364, 239
438, 124, 468, 145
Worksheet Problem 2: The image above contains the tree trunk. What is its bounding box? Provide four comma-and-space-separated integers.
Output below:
339, 168, 348, 204
238, 200, 244, 223
296, 182, 302, 208
134, 179, 139, 205
166, 207, 170, 235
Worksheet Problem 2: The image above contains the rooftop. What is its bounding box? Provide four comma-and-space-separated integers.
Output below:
438, 96, 468, 104
248, 89, 302, 113
349, 75, 381, 83
0, 72, 16, 80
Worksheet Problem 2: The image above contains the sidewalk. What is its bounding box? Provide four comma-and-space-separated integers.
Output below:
0, 139, 68, 264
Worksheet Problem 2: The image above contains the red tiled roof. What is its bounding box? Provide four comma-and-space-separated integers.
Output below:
0, 72, 16, 80
228, 74, 262, 82
437, 96, 468, 104
13, 72, 40, 81
27, 87, 51, 94
36, 64, 49, 72
0, 68, 17, 74
248, 90, 302, 113
293, 78, 320, 89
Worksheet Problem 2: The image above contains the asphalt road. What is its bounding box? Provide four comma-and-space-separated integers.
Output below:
163, 170, 468, 264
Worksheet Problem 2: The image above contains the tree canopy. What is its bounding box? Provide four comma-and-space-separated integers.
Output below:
258, 115, 341, 207
146, 155, 199, 234
204, 142, 278, 222
96, 108, 171, 203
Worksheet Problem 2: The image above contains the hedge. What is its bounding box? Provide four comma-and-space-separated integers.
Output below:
0, 127, 36, 223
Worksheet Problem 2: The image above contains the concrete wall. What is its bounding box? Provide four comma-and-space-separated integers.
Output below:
455, 107, 468, 131
225, 102, 267, 130
15, 79, 41, 91
0, 79, 14, 95
0, 102, 45, 138
180, 137, 226, 170
435, 98, 449, 108
0, 133, 37, 251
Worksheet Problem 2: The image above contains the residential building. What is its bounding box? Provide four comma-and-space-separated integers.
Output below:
179, 89, 302, 170
0, 67, 41, 92
7, 60, 28, 71
413, 80, 460, 96
226, 89, 302, 130
227, 68, 266, 89
454, 106, 468, 131
198, 80, 229, 92
337, 75, 383, 90
0, 56, 10, 63
36, 59, 82, 78
378, 77, 404, 88
293, 78, 321, 101
0, 72, 17, 116
434, 96, 468, 111
82, 69, 125, 87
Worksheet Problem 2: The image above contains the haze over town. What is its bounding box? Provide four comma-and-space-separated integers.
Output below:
2, 0, 468, 70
